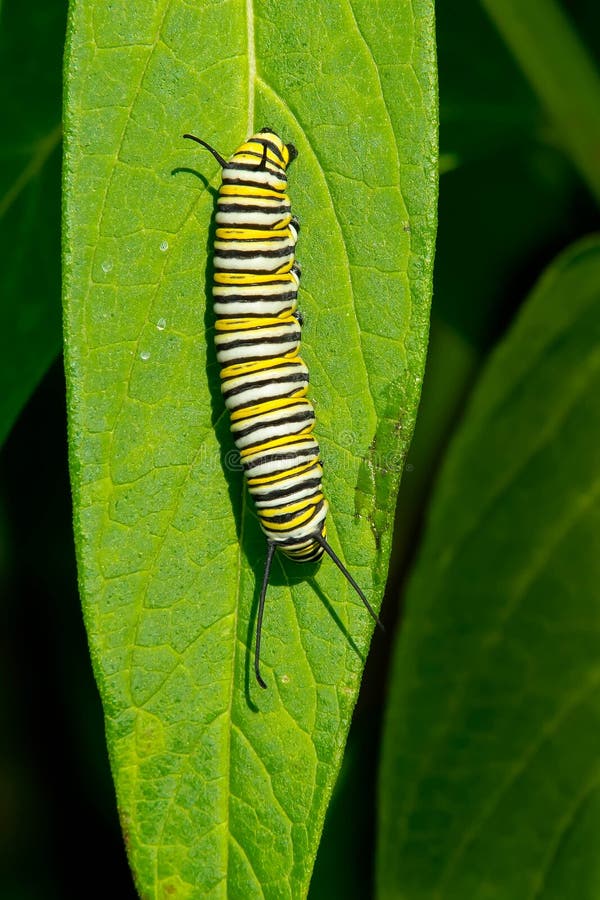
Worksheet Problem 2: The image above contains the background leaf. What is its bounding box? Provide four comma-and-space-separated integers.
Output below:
377, 235, 600, 899
63, 0, 437, 896
0, 2, 135, 896
0, 0, 63, 446
311, 2, 599, 890
482, 0, 600, 204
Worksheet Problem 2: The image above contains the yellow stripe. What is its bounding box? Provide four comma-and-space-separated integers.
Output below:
247, 460, 316, 487
273, 215, 292, 230
220, 356, 304, 379
214, 242, 289, 253
259, 503, 322, 530
260, 495, 323, 519
220, 185, 285, 199
215, 315, 295, 332
234, 150, 280, 164
230, 397, 309, 421
214, 271, 294, 286
234, 143, 285, 167
217, 194, 284, 206
240, 433, 315, 458
216, 227, 292, 241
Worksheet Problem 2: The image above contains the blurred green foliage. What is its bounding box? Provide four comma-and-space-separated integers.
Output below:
378, 235, 600, 899
0, 0, 62, 446
1, 0, 598, 897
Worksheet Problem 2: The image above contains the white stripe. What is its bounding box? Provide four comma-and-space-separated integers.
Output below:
232, 415, 314, 450
214, 238, 292, 253
214, 281, 297, 297
223, 167, 287, 189
214, 298, 296, 317
215, 210, 291, 227
253, 483, 321, 509
242, 442, 320, 477
214, 252, 293, 272
216, 337, 300, 364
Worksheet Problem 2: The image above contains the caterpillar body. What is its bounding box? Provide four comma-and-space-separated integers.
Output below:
183, 128, 382, 687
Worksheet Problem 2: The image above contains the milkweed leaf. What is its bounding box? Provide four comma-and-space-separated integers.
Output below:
63, 0, 437, 895
378, 236, 600, 899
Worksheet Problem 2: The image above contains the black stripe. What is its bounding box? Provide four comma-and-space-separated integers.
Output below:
276, 529, 326, 549
232, 147, 283, 167
251, 477, 322, 503
216, 222, 283, 232
217, 331, 299, 349
233, 352, 299, 365
242, 445, 318, 472
215, 234, 291, 243
217, 312, 295, 322
252, 138, 285, 162
234, 404, 313, 427
222, 371, 307, 400
226, 383, 308, 408
214, 266, 294, 278
214, 290, 297, 303
232, 140, 285, 163
233, 409, 315, 441
247, 459, 319, 486
260, 499, 324, 527
217, 202, 290, 214
282, 544, 324, 560
214, 246, 293, 260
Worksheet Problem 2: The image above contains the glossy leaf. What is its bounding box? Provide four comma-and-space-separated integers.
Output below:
378, 236, 600, 899
63, 0, 437, 895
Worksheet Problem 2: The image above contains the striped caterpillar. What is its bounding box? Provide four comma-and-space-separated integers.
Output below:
184, 128, 382, 687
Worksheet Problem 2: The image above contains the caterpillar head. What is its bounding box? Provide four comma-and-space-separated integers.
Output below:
257, 127, 297, 169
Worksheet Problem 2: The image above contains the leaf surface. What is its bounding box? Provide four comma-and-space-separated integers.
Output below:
378, 236, 600, 899
63, 1, 437, 895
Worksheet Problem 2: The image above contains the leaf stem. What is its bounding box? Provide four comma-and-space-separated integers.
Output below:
482, 0, 600, 205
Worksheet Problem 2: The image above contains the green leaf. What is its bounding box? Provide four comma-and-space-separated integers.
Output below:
437, 0, 539, 166
377, 235, 600, 899
482, 0, 600, 205
0, 0, 64, 446
435, 1, 591, 351
63, 0, 437, 895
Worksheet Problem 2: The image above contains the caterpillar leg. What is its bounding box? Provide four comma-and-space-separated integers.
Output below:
255, 540, 277, 689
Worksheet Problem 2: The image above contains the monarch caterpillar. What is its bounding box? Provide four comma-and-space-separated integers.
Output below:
183, 128, 382, 688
